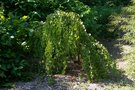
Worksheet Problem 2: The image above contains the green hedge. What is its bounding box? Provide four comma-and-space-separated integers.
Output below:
0, 14, 37, 86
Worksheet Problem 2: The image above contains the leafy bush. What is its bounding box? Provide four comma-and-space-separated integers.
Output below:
41, 11, 115, 80
2, 0, 60, 21
92, 6, 122, 38
0, 14, 33, 85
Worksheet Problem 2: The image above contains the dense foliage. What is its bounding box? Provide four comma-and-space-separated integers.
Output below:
0, 14, 42, 86
0, 15, 29, 85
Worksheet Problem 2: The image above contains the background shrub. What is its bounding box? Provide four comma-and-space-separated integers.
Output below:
0, 14, 37, 86
1, 0, 60, 21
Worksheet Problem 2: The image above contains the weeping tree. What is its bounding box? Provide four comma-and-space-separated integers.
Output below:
41, 10, 115, 80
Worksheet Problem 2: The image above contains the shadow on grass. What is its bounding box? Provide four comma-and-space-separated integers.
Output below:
101, 39, 123, 59
99, 5, 135, 87
101, 69, 134, 87
100, 32, 135, 87
99, 33, 134, 86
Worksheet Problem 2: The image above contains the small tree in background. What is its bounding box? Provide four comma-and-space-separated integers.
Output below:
41, 11, 115, 80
